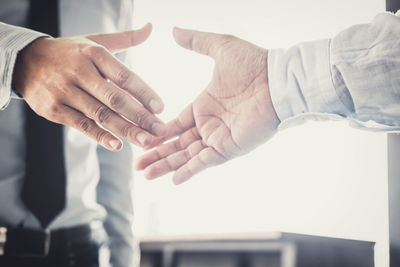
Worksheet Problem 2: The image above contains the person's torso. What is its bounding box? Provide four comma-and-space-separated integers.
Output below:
0, 0, 134, 229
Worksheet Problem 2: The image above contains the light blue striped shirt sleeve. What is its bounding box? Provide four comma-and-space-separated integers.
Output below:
268, 11, 400, 131
0, 22, 48, 110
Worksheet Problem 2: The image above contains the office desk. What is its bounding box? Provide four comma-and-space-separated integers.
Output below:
140, 232, 374, 267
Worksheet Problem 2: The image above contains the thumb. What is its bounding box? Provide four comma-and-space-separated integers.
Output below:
173, 27, 229, 58
86, 23, 152, 53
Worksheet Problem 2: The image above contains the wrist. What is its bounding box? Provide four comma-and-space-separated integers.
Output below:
12, 37, 53, 96
265, 50, 281, 126
0, 24, 48, 109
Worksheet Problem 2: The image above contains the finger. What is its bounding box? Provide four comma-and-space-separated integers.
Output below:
88, 48, 165, 114
173, 147, 227, 185
56, 105, 122, 151
64, 86, 153, 147
135, 127, 200, 170
173, 27, 232, 58
144, 140, 206, 180
145, 105, 195, 149
86, 23, 152, 53
76, 66, 166, 136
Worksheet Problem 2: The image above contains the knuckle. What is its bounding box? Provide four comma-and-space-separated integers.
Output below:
45, 99, 62, 117
107, 91, 126, 110
116, 69, 133, 88
82, 45, 106, 59
174, 139, 182, 152
94, 105, 113, 124
48, 102, 61, 115
133, 110, 149, 127
55, 84, 70, 98
135, 87, 150, 100
72, 66, 88, 81
120, 124, 134, 139
95, 130, 108, 143
77, 118, 92, 133
183, 148, 191, 161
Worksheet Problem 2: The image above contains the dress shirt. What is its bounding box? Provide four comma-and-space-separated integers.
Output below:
0, 1, 138, 267
269, 10, 400, 131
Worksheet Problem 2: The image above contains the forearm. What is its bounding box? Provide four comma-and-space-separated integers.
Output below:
0, 22, 48, 109
97, 141, 139, 267
268, 11, 400, 131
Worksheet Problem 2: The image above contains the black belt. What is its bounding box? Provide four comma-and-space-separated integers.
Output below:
0, 224, 96, 258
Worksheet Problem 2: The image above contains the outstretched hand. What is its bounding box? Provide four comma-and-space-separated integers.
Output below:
136, 27, 280, 184
13, 23, 166, 151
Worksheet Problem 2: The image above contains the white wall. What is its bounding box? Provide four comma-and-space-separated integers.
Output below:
129, 0, 388, 266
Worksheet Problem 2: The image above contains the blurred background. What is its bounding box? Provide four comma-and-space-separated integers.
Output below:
128, 0, 388, 266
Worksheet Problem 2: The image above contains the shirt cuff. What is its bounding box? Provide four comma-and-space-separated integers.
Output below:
0, 23, 49, 110
268, 39, 352, 130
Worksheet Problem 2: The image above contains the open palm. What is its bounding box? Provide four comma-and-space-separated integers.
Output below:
136, 28, 280, 184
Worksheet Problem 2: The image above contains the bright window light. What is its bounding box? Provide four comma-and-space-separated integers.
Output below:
129, 0, 387, 266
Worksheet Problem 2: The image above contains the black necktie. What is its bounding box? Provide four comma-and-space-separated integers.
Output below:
21, 0, 66, 229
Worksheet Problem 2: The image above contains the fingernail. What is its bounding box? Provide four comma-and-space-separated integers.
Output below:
149, 99, 163, 113
152, 122, 166, 136
136, 132, 151, 146
108, 139, 121, 150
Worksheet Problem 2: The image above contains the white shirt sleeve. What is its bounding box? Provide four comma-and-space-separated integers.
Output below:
0, 22, 48, 110
268, 11, 400, 131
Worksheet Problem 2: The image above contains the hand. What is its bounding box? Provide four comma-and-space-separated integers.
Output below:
136, 27, 280, 184
13, 23, 166, 151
